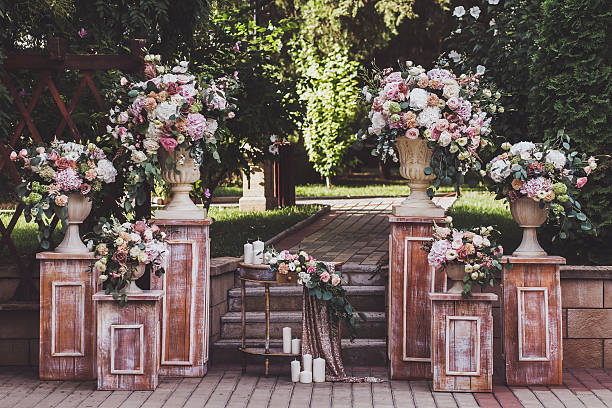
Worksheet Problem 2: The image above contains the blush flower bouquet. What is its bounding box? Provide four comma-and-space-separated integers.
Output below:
89, 218, 167, 305
264, 249, 365, 340
486, 130, 597, 240
105, 55, 239, 210
424, 219, 504, 297
11, 140, 117, 249
357, 62, 502, 194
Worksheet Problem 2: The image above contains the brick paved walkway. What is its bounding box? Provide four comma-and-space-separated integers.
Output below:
3, 367, 612, 407
276, 197, 455, 267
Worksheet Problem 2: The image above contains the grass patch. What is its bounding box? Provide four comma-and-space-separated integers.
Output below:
209, 205, 322, 257
0, 212, 63, 263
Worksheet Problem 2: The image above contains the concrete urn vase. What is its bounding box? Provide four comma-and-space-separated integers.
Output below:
54, 193, 92, 254
444, 264, 465, 294
156, 146, 206, 220
510, 196, 548, 257
393, 137, 445, 217
125, 264, 146, 294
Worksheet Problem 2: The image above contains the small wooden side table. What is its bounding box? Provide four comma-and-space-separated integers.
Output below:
239, 276, 299, 376
94, 290, 163, 390
429, 292, 497, 392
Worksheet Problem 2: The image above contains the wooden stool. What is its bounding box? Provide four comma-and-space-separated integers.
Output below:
37, 252, 97, 380
429, 292, 497, 392
94, 290, 163, 390
503, 256, 565, 385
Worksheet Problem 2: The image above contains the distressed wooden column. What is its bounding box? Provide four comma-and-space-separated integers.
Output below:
151, 219, 211, 377
503, 256, 564, 385
429, 293, 497, 392
94, 290, 163, 390
37, 252, 97, 380
388, 216, 445, 379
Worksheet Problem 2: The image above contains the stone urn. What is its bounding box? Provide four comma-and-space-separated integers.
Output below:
393, 137, 445, 217
55, 193, 92, 254
510, 196, 548, 257
125, 264, 146, 294
444, 264, 466, 293
156, 146, 206, 220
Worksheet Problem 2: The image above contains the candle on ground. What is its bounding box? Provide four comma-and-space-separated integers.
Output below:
291, 360, 300, 382
282, 327, 292, 354
299, 371, 312, 384
291, 338, 301, 355
302, 353, 312, 372
313, 357, 325, 382
253, 239, 264, 264
243, 243, 254, 264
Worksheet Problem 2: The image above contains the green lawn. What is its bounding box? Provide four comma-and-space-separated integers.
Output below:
0, 205, 322, 263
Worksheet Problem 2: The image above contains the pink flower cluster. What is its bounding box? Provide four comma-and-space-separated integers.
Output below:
54, 168, 83, 192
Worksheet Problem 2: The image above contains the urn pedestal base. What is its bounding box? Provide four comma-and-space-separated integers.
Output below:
37, 252, 98, 380
388, 216, 446, 379
503, 256, 565, 385
151, 219, 211, 377
429, 292, 497, 392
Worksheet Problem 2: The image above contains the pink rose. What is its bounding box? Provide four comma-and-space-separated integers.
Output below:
54, 194, 68, 207
320, 271, 330, 283
446, 97, 460, 110
79, 183, 91, 195
159, 138, 178, 152
134, 220, 147, 233
150, 224, 160, 233
227, 111, 235, 119
576, 177, 588, 188
177, 74, 190, 84
9, 151, 17, 161
307, 266, 316, 274
166, 82, 179, 95
120, 77, 128, 86
48, 150, 59, 161
405, 128, 419, 139
36, 146, 45, 154
18, 149, 28, 159
118, 112, 129, 124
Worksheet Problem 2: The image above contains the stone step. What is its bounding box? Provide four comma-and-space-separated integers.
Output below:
227, 285, 385, 312
220, 311, 386, 340
212, 338, 387, 366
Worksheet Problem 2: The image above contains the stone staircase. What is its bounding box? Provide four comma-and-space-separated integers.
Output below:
211, 265, 388, 366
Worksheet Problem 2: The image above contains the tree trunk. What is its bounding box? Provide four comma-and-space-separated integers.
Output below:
325, 176, 331, 189
378, 160, 391, 180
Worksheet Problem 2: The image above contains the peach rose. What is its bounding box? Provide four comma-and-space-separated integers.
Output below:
320, 271, 330, 283
331, 274, 341, 287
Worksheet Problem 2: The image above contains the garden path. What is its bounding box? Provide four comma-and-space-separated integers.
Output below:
276, 196, 456, 268
1, 367, 611, 407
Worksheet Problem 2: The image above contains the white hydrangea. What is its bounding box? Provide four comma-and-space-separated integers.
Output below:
153, 101, 179, 122
489, 159, 512, 182
545, 149, 566, 169
409, 88, 429, 110
510, 141, 537, 160
417, 106, 441, 128
96, 159, 118, 184
368, 111, 386, 135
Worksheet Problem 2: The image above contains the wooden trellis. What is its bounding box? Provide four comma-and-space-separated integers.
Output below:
0, 38, 145, 299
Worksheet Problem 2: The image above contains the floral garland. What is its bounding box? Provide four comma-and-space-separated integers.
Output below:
88, 218, 168, 305
357, 62, 502, 195
11, 140, 117, 249
105, 55, 239, 210
423, 218, 504, 297
265, 249, 365, 340
486, 131, 598, 239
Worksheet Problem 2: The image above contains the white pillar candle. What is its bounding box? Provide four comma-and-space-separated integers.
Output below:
302, 353, 312, 372
291, 360, 301, 382
252, 239, 264, 264
243, 243, 254, 264
291, 338, 301, 355
282, 327, 292, 354
313, 357, 325, 382
299, 371, 312, 384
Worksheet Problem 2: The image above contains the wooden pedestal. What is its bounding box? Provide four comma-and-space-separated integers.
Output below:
94, 290, 163, 390
503, 256, 565, 385
37, 252, 97, 380
388, 216, 445, 379
151, 219, 211, 377
429, 293, 497, 392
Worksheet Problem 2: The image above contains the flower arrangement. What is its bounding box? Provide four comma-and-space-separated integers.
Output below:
105, 55, 239, 210
357, 62, 502, 194
486, 130, 597, 239
264, 249, 365, 340
10, 140, 117, 249
424, 218, 504, 297
89, 218, 168, 305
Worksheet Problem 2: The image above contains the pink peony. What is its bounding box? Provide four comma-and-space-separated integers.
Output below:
9, 151, 17, 161
18, 149, 28, 159
159, 138, 178, 152
185, 113, 207, 140
320, 271, 330, 283
405, 128, 419, 139
576, 177, 588, 188
134, 220, 147, 233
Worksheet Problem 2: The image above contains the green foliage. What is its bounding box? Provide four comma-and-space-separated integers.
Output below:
529, 0, 612, 264
297, 46, 361, 180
